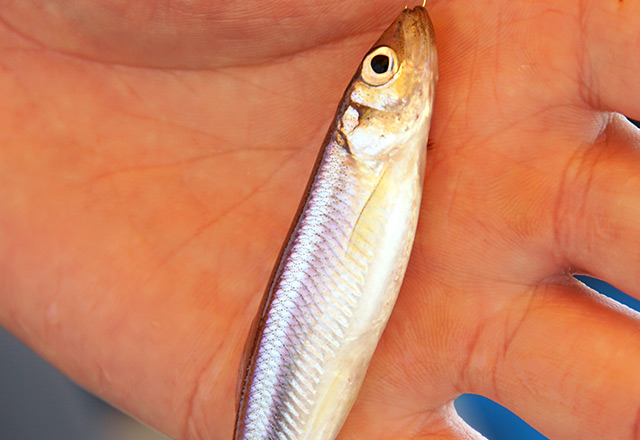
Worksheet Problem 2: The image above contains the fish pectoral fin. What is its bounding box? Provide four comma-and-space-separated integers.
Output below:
346, 164, 390, 255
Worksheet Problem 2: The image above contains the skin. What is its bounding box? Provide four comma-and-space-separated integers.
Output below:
0, 0, 639, 438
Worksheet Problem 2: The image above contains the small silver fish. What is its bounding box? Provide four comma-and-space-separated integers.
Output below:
235, 6, 437, 440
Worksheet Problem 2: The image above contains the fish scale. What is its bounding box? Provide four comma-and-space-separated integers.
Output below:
242, 142, 375, 437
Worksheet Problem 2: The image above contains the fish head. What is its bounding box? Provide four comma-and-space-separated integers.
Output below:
338, 6, 438, 162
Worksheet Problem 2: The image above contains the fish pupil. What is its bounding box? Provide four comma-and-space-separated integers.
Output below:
370, 54, 390, 74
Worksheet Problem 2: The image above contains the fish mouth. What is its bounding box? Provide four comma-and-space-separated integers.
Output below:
370, 6, 436, 71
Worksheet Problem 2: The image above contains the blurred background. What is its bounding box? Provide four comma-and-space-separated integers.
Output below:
1, 276, 639, 439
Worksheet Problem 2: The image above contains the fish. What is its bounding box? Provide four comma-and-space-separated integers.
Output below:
234, 6, 437, 440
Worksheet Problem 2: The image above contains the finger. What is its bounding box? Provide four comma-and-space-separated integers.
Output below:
462, 280, 640, 440
339, 402, 486, 440
0, 0, 410, 68
553, 113, 640, 298
583, 0, 640, 119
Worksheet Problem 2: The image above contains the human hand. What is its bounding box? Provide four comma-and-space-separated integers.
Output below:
0, 1, 638, 439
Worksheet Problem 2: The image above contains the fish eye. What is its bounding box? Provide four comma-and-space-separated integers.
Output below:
361, 46, 399, 86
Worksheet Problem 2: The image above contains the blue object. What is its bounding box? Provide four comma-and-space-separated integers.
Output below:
455, 393, 547, 440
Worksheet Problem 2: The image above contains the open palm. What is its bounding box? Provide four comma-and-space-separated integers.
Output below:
1, 1, 639, 439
